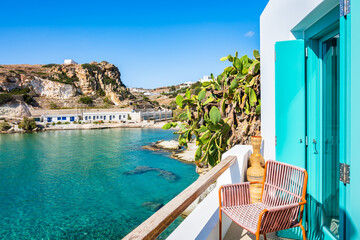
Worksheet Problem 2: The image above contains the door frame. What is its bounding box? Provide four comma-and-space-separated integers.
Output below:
305, 22, 345, 240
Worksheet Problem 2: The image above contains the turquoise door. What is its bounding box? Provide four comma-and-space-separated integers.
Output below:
309, 33, 341, 240
306, 24, 350, 240
275, 39, 306, 239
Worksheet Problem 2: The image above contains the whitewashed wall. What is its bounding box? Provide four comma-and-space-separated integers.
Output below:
259, 0, 336, 160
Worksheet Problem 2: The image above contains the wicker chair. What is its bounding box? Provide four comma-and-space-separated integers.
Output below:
219, 160, 308, 240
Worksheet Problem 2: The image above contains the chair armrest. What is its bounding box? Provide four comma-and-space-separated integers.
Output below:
219, 182, 251, 207
257, 201, 306, 233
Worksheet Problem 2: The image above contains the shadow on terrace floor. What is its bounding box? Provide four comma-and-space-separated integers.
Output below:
224, 222, 293, 240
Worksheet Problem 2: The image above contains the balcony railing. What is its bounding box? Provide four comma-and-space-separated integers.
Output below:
123, 155, 238, 240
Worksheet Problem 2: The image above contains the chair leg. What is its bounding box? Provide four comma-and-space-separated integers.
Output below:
219, 208, 222, 240
255, 232, 260, 240
263, 233, 267, 240
300, 224, 306, 240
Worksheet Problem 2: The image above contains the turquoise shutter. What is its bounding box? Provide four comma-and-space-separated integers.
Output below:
275, 40, 306, 168
275, 40, 306, 239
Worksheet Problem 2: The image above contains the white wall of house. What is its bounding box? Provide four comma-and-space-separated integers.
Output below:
129, 112, 141, 122
138, 110, 172, 122
259, 0, 337, 160
45, 115, 80, 123
83, 112, 129, 122
64, 59, 77, 64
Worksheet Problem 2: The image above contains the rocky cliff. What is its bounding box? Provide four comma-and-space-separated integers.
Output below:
0, 61, 129, 105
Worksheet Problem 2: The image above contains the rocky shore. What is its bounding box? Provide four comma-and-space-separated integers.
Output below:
143, 140, 196, 163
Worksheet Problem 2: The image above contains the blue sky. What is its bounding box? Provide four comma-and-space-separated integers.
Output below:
0, 0, 269, 88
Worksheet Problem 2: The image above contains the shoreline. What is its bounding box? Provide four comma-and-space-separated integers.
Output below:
0, 121, 169, 134
44, 121, 167, 130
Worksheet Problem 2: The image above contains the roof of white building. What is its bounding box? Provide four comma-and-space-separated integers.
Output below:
64, 59, 78, 64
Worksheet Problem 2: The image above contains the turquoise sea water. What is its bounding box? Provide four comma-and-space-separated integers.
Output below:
0, 128, 198, 239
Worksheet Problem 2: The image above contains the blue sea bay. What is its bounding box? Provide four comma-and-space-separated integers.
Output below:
0, 128, 198, 239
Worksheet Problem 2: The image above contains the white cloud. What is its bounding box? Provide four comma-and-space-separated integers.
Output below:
244, 31, 255, 37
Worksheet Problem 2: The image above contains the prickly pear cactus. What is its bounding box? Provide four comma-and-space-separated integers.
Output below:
163, 50, 261, 167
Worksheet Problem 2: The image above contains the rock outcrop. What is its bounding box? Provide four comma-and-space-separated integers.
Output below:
0, 101, 31, 118
0, 61, 129, 105
29, 77, 77, 99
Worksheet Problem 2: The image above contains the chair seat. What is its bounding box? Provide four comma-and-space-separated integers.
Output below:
221, 202, 268, 234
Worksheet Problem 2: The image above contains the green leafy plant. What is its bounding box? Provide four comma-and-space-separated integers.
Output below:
16, 70, 26, 74
50, 103, 58, 109
19, 117, 37, 131
50, 72, 79, 85
103, 96, 113, 105
9, 87, 30, 95
42, 64, 59, 68
0, 122, 11, 131
0, 93, 13, 105
103, 75, 117, 85
81, 63, 101, 74
163, 51, 261, 167
23, 94, 33, 105
97, 88, 106, 97
79, 96, 93, 105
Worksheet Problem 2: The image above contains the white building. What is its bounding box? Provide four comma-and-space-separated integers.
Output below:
129, 88, 146, 93
44, 114, 81, 123
64, 59, 78, 65
31, 108, 172, 124
199, 75, 212, 83
131, 109, 172, 122
83, 111, 130, 122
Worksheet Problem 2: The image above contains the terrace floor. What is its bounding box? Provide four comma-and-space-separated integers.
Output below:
224, 222, 290, 240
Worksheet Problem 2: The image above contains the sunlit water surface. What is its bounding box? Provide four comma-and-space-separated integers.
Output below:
0, 128, 197, 239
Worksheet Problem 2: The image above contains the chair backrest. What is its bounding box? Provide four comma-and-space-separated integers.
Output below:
261, 160, 307, 207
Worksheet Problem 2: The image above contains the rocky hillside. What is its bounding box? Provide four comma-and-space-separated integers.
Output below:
0, 61, 130, 104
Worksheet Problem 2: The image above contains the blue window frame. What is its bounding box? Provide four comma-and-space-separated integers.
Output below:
110, 115, 112, 120
70, 117, 75, 122
119, 115, 121, 119
93, 116, 95, 120
104, 116, 106, 120
62, 117, 66, 120
85, 116, 88, 120
57, 117, 61, 120
97, 116, 99, 119
47, 117, 52, 122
